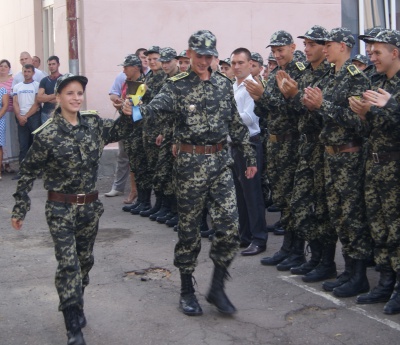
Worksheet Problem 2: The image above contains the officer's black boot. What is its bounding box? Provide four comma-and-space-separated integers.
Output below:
276, 234, 306, 271
131, 189, 152, 215
140, 191, 162, 217
357, 265, 395, 304
383, 271, 400, 314
322, 254, 353, 291
333, 259, 369, 297
179, 273, 203, 316
291, 239, 322, 275
122, 189, 142, 212
77, 287, 87, 329
302, 242, 337, 283
150, 194, 171, 220
260, 230, 293, 266
206, 265, 236, 315
62, 305, 86, 345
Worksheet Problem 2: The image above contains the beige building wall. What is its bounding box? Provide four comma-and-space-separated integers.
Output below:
0, 0, 341, 117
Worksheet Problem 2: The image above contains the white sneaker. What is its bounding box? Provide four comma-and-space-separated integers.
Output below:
104, 189, 124, 197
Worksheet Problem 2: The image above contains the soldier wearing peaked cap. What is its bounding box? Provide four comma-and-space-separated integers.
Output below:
275, 25, 338, 283
350, 29, 400, 315
176, 49, 191, 72
245, 30, 307, 271
359, 27, 384, 78
301, 27, 373, 298
352, 54, 369, 71
123, 29, 257, 317
219, 57, 234, 80
11, 73, 134, 345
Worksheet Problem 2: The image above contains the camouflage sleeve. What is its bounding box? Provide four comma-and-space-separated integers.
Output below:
12, 135, 49, 220
369, 96, 400, 125
102, 113, 135, 145
318, 76, 370, 133
229, 98, 257, 167
140, 83, 176, 122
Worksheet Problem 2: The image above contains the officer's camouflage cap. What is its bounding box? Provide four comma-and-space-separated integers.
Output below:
176, 50, 189, 59
118, 54, 142, 67
54, 73, 88, 94
294, 50, 306, 62
144, 46, 160, 56
219, 58, 231, 66
268, 52, 276, 62
298, 25, 329, 42
358, 27, 384, 42
323, 27, 355, 48
367, 29, 400, 48
267, 30, 294, 48
188, 30, 218, 57
251, 52, 264, 65
158, 47, 177, 62
352, 54, 369, 65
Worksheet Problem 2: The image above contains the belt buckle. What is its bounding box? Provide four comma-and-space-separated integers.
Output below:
76, 194, 86, 205
204, 145, 212, 156
269, 134, 277, 143
326, 146, 335, 155
372, 152, 380, 164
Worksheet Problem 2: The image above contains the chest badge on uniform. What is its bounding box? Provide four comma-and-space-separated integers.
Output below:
188, 104, 196, 112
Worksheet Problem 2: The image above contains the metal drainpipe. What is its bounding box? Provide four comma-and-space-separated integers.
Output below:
66, 0, 79, 75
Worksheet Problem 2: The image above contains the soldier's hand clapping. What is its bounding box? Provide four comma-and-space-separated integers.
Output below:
303, 86, 323, 111
349, 96, 370, 121
244, 78, 264, 101
276, 70, 298, 99
363, 88, 392, 108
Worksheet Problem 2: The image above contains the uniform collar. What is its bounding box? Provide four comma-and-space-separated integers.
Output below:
54, 108, 89, 133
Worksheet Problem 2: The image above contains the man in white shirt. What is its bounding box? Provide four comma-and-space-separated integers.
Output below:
13, 64, 41, 173
12, 52, 47, 87
231, 47, 268, 256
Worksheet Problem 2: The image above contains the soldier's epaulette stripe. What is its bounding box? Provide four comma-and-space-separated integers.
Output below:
80, 110, 99, 115
330, 63, 335, 67
347, 64, 360, 76
32, 118, 53, 134
216, 71, 232, 80
295, 62, 306, 71
169, 72, 189, 82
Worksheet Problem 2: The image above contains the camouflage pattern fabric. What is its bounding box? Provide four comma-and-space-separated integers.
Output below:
364, 70, 400, 270
140, 69, 256, 273
12, 109, 132, 310
254, 59, 305, 232
267, 30, 294, 47
315, 60, 372, 259
289, 60, 336, 243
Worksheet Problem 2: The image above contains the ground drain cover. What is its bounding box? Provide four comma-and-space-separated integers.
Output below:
124, 267, 171, 281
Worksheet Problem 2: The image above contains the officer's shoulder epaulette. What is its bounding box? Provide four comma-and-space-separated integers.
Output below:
80, 110, 99, 116
330, 63, 335, 67
295, 62, 306, 71
347, 64, 361, 76
32, 118, 53, 135
261, 79, 268, 88
169, 72, 189, 82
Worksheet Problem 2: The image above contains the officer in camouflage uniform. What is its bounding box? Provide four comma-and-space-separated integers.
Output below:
352, 54, 369, 71
11, 74, 133, 345
303, 28, 373, 297
358, 27, 384, 79
350, 30, 400, 314
143, 47, 180, 226
116, 55, 148, 215
123, 30, 257, 316
276, 25, 338, 283
132, 46, 167, 215
245, 30, 307, 271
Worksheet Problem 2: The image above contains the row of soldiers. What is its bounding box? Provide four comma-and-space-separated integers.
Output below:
247, 25, 400, 316
115, 25, 400, 316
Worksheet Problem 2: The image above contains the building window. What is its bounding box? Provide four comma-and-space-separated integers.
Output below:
42, 2, 54, 64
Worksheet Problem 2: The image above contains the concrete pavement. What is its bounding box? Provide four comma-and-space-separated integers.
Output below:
1, 157, 400, 345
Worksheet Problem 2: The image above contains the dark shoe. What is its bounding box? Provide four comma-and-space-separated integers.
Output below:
62, 305, 86, 345
273, 226, 285, 236
208, 234, 214, 242
206, 266, 236, 315
333, 259, 369, 298
122, 204, 137, 212
261, 231, 293, 266
384, 276, 400, 315
357, 266, 395, 304
302, 242, 337, 283
157, 211, 174, 223
165, 214, 179, 227
267, 204, 281, 212
322, 254, 353, 292
149, 206, 171, 221
173, 225, 178, 232
241, 243, 266, 256
77, 309, 87, 329
179, 273, 203, 316
266, 220, 281, 233
276, 235, 305, 271
12, 174, 21, 180
140, 196, 162, 217
291, 239, 323, 275
201, 228, 215, 238
239, 241, 251, 248
131, 202, 151, 215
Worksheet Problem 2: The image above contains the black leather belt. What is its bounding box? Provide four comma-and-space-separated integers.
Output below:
48, 191, 98, 205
